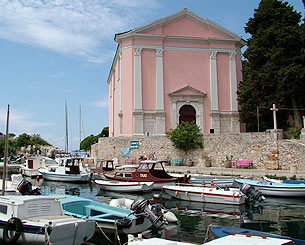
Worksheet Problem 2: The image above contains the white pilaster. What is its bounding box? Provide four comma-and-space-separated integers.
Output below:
229, 51, 238, 111
134, 47, 142, 110
119, 50, 122, 111
156, 48, 164, 110
210, 51, 219, 111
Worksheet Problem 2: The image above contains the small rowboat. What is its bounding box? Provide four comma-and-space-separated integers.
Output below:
162, 185, 247, 205
235, 178, 305, 197
208, 225, 305, 245
95, 180, 154, 193
263, 176, 305, 184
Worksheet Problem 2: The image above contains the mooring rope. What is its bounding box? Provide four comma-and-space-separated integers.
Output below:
95, 221, 115, 244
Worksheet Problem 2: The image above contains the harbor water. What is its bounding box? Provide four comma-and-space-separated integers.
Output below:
32, 178, 305, 244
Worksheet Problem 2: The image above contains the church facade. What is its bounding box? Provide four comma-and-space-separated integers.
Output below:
108, 8, 245, 137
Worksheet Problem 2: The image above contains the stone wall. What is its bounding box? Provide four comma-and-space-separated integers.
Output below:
91, 132, 305, 171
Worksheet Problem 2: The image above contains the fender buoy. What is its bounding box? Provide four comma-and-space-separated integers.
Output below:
175, 190, 179, 197
3, 217, 23, 244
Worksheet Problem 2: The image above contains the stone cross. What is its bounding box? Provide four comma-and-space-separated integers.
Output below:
270, 104, 278, 130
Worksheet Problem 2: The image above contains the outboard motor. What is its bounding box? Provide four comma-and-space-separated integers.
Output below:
131, 198, 165, 229
17, 179, 41, 195
241, 184, 264, 203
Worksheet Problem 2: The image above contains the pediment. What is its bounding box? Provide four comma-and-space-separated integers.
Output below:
115, 8, 245, 45
169, 85, 206, 97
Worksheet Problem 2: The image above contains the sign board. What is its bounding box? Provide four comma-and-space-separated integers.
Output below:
130, 141, 139, 149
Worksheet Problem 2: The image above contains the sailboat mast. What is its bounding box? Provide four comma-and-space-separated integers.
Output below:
65, 101, 69, 153
2, 105, 10, 196
79, 105, 82, 148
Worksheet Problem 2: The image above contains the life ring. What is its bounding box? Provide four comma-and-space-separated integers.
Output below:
3, 217, 23, 244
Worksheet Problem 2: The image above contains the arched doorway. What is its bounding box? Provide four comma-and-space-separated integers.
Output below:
179, 105, 196, 124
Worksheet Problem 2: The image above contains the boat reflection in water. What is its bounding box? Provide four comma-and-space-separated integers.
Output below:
164, 198, 246, 216
163, 198, 263, 223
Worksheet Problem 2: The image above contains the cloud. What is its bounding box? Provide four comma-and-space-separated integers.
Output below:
90, 95, 109, 108
0, 0, 158, 63
0, 107, 55, 135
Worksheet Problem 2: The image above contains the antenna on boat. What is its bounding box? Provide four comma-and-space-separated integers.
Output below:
2, 105, 10, 196
65, 100, 69, 154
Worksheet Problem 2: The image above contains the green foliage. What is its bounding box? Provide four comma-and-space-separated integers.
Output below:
289, 127, 302, 139
166, 122, 203, 154
80, 126, 109, 150
101, 127, 109, 137
238, 0, 305, 131
0, 133, 50, 157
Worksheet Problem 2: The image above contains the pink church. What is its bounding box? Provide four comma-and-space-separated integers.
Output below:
108, 8, 246, 137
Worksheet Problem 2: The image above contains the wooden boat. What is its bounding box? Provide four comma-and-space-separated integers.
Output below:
263, 176, 305, 184
162, 184, 247, 205
50, 194, 155, 235
234, 178, 305, 197
207, 225, 305, 245
38, 157, 91, 182
95, 179, 154, 193
103, 160, 190, 190
0, 195, 95, 244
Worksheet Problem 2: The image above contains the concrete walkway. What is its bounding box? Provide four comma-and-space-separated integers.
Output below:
164, 165, 305, 179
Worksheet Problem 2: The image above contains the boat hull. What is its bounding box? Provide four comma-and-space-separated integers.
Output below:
103, 175, 176, 190
20, 168, 42, 178
38, 171, 90, 182
0, 219, 95, 245
235, 179, 305, 197
163, 185, 246, 205
95, 180, 153, 193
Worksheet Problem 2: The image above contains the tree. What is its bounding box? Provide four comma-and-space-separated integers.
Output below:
166, 122, 203, 155
101, 127, 109, 137
80, 127, 109, 151
238, 0, 305, 131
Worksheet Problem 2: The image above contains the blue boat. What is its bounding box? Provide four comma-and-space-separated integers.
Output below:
208, 225, 305, 245
234, 178, 305, 197
48, 194, 155, 235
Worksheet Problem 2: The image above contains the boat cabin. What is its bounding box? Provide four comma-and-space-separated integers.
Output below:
0, 196, 64, 220
50, 157, 84, 175
95, 160, 115, 174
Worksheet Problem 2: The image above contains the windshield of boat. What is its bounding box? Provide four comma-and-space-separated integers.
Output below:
138, 162, 149, 171
152, 162, 165, 171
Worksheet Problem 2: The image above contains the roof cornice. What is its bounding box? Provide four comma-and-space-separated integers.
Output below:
115, 8, 246, 46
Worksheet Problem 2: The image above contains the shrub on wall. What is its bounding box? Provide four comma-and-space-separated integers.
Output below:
166, 122, 203, 155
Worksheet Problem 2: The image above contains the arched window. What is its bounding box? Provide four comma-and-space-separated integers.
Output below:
179, 105, 196, 124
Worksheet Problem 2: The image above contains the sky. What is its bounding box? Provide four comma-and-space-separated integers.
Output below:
0, 0, 304, 152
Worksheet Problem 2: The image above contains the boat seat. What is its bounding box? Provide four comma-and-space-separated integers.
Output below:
85, 205, 128, 220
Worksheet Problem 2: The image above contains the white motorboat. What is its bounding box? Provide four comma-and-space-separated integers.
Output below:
234, 178, 305, 197
38, 157, 91, 182
95, 180, 154, 193
20, 156, 57, 178
0, 195, 95, 244
162, 184, 248, 205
